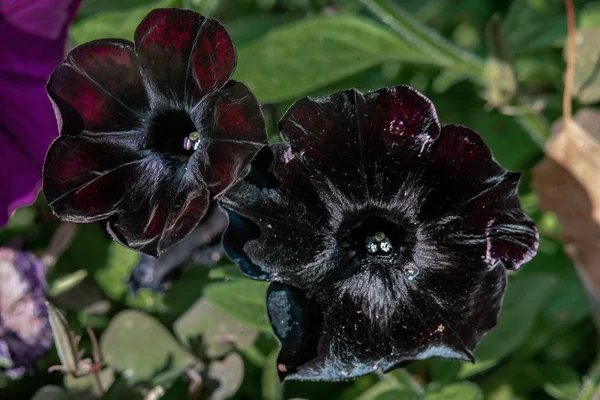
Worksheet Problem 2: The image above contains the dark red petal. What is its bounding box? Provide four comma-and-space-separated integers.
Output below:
134, 8, 235, 105
46, 39, 147, 136
191, 19, 236, 94
44, 135, 211, 256
420, 124, 507, 218
43, 135, 145, 221
190, 82, 267, 196
279, 86, 441, 204
421, 173, 539, 271
106, 167, 210, 256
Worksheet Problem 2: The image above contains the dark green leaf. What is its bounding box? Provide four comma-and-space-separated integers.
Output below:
100, 310, 195, 382
204, 279, 271, 332
234, 16, 428, 103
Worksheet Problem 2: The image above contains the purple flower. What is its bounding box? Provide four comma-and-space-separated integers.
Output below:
220, 86, 539, 381
43, 8, 267, 256
0, 0, 82, 226
0, 248, 52, 377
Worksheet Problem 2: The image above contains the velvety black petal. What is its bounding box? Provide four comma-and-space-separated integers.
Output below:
220, 144, 341, 288
134, 8, 235, 105
44, 135, 210, 255
279, 86, 440, 206
419, 173, 538, 271
268, 260, 505, 381
46, 39, 148, 136
190, 81, 267, 196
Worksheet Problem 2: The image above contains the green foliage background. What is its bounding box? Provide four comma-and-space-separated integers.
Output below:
3, 0, 600, 399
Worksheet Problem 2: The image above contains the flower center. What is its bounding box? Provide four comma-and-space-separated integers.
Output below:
148, 110, 199, 160
365, 231, 393, 254
342, 215, 415, 264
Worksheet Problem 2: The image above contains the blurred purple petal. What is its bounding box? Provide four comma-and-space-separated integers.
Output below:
0, 0, 82, 226
0, 248, 52, 377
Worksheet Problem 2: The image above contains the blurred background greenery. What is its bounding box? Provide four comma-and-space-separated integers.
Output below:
3, 0, 600, 399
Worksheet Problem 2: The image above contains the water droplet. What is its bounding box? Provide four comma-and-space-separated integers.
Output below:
380, 238, 392, 253
405, 265, 420, 281
365, 237, 378, 253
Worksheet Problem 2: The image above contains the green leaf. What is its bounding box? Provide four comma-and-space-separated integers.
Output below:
234, 15, 428, 103
426, 383, 483, 400
31, 386, 70, 400
224, 15, 287, 47
502, 0, 566, 54
173, 298, 258, 358
204, 279, 271, 332
64, 368, 115, 397
100, 310, 195, 383
360, 0, 485, 80
540, 363, 582, 400
262, 350, 283, 400
206, 353, 245, 400
46, 302, 81, 376
94, 242, 140, 300
457, 274, 558, 377
69, 0, 175, 46
372, 390, 417, 400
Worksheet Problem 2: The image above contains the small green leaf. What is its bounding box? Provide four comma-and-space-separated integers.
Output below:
540, 363, 582, 400
46, 301, 81, 376
426, 383, 483, 400
457, 274, 558, 378
100, 310, 195, 383
234, 16, 428, 103
204, 279, 271, 332
94, 242, 140, 300
47, 269, 88, 297
173, 297, 258, 358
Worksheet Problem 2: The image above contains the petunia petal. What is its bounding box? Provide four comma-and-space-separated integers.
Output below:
190, 81, 267, 196
220, 144, 341, 287
43, 135, 145, 221
106, 166, 211, 256
0, 0, 82, 226
44, 135, 210, 256
420, 124, 506, 219
279, 86, 441, 205
421, 172, 539, 271
268, 258, 505, 381
134, 8, 235, 105
46, 39, 148, 136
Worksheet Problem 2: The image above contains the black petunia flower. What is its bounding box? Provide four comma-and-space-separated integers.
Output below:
43, 8, 267, 256
219, 86, 538, 381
